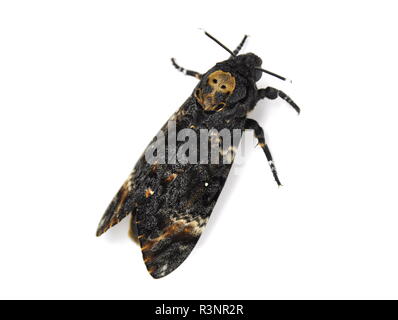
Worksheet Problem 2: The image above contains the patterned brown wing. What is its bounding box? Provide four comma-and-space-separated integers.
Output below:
134, 164, 231, 278
96, 171, 135, 237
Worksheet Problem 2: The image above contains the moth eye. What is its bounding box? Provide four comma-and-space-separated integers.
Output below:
212, 79, 218, 84
221, 85, 226, 89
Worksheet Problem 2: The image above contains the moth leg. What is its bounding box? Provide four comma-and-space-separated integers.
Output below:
171, 58, 202, 79
245, 118, 282, 186
257, 87, 300, 114
232, 35, 248, 56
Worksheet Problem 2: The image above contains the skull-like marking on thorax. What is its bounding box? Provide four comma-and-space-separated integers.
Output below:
195, 70, 236, 112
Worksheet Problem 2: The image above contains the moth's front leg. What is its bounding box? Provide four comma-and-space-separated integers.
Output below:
171, 58, 202, 79
257, 87, 300, 114
245, 118, 282, 186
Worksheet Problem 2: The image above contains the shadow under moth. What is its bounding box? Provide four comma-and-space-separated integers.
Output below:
96, 31, 300, 278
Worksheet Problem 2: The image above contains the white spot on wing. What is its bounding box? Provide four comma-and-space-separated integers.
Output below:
159, 264, 168, 277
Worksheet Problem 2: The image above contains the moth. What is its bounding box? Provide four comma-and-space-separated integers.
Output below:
96, 32, 300, 278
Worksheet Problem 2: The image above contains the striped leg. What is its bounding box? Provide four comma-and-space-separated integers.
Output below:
171, 58, 202, 79
257, 87, 300, 114
245, 118, 282, 186
232, 35, 248, 56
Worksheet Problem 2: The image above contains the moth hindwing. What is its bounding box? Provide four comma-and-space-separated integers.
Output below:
96, 32, 300, 278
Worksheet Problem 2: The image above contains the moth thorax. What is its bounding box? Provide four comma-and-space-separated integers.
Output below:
195, 70, 236, 112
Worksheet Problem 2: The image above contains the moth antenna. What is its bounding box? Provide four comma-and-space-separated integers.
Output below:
255, 67, 292, 83
232, 34, 249, 57
201, 30, 236, 57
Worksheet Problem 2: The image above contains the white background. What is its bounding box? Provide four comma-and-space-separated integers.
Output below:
1, 0, 398, 299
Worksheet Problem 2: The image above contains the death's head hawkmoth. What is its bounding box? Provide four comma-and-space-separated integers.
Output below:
96, 32, 300, 278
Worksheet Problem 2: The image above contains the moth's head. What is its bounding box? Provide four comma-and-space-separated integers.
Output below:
233, 52, 264, 82
192, 32, 288, 113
